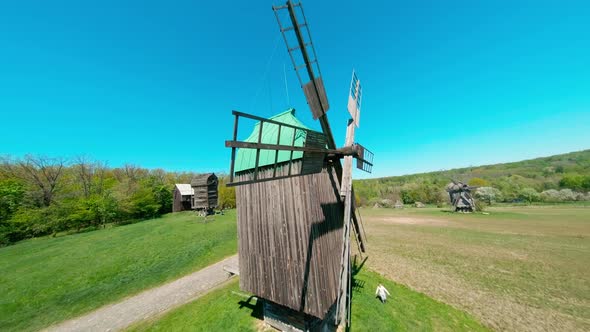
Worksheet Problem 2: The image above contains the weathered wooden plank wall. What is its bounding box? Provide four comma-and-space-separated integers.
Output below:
192, 174, 218, 209
193, 185, 218, 209
172, 188, 183, 212
236, 160, 344, 318
172, 188, 192, 212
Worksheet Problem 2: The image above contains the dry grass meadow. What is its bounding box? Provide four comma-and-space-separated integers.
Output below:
360, 205, 590, 332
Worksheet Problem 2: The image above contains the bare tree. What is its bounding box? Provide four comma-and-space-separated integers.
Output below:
73, 156, 107, 198
150, 168, 167, 185
74, 156, 93, 198
123, 164, 140, 182
3, 155, 66, 207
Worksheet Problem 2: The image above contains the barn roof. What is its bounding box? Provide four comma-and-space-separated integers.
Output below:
191, 173, 217, 186
235, 108, 310, 173
175, 184, 194, 196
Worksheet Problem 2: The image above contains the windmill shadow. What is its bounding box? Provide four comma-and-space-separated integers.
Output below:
237, 295, 264, 320
298, 200, 344, 312
351, 255, 367, 295
298, 165, 368, 317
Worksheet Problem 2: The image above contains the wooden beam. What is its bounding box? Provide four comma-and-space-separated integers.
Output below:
231, 110, 323, 136
225, 141, 358, 156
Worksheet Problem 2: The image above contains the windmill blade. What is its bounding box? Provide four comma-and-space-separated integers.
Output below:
273, 1, 329, 120
354, 144, 374, 173
301, 130, 327, 174
273, 1, 337, 150
348, 70, 362, 127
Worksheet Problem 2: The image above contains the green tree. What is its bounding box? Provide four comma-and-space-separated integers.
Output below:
0, 179, 25, 221
559, 174, 590, 191
129, 187, 160, 219
518, 187, 540, 203
217, 177, 236, 209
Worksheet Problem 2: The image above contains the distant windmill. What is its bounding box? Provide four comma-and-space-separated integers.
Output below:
224, 1, 373, 329
446, 180, 477, 212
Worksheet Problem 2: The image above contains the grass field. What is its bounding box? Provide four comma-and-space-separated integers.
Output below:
128, 268, 489, 332
2, 205, 587, 331
0, 211, 237, 332
361, 205, 590, 332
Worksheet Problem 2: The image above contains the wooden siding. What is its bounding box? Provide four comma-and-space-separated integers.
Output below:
236, 160, 344, 318
192, 185, 218, 209
172, 187, 191, 212
191, 173, 218, 210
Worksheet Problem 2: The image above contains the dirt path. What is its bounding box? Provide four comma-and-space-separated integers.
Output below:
44, 255, 239, 332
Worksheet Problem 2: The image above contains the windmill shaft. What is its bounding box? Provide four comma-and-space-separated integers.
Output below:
335, 118, 356, 326
336, 182, 353, 326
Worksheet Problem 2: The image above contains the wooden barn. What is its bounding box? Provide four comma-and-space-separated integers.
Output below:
232, 109, 345, 323
172, 184, 193, 212
172, 173, 219, 213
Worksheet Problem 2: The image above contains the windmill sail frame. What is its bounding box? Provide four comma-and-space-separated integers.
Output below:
226, 1, 373, 329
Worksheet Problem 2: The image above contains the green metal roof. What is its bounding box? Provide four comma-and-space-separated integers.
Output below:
234, 108, 309, 173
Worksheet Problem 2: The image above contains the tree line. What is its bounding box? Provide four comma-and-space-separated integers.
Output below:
0, 155, 236, 245
354, 150, 590, 207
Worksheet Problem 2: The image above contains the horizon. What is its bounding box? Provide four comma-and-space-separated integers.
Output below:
1, 1, 589, 179
3, 148, 588, 179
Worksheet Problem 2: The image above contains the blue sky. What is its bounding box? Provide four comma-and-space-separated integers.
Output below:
0, 0, 589, 178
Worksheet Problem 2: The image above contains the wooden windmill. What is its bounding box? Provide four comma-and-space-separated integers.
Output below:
446, 180, 477, 212
225, 1, 373, 329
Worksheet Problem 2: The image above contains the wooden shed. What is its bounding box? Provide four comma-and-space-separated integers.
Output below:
233, 109, 344, 321
190, 173, 219, 211
172, 184, 193, 212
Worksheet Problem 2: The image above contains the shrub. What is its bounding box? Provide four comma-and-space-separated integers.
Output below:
558, 189, 577, 201
474, 200, 486, 212
540, 189, 585, 202
541, 189, 560, 202
474, 187, 502, 205
518, 187, 541, 203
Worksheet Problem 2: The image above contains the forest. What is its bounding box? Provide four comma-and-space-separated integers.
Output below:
2, 150, 589, 245
0, 155, 236, 245
354, 149, 590, 207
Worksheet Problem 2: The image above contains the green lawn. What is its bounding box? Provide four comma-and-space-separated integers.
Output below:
4, 204, 587, 331
128, 268, 489, 332
361, 205, 590, 331
0, 211, 237, 332
127, 279, 257, 332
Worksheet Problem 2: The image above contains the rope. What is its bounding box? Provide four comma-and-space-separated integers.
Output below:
283, 62, 290, 106
250, 34, 282, 114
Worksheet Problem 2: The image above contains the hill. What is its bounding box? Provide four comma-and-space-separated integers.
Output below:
354, 149, 590, 206
0, 211, 237, 332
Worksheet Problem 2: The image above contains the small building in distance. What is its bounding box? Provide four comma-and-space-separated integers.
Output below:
191, 173, 219, 212
173, 173, 219, 213
172, 184, 193, 212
